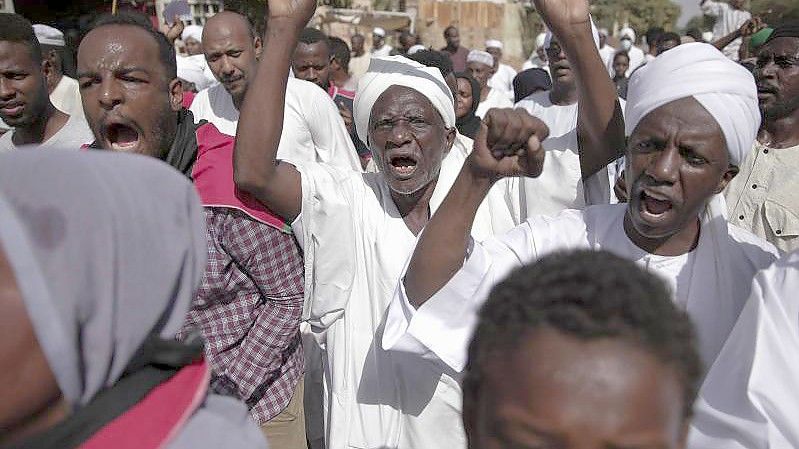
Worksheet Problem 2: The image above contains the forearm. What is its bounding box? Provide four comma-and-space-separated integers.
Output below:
714, 29, 742, 51
233, 20, 302, 220
405, 168, 494, 308
557, 20, 625, 178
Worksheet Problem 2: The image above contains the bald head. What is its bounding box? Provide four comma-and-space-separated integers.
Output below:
202, 11, 261, 108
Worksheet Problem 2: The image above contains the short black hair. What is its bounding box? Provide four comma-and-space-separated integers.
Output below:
659, 32, 681, 45
646, 26, 665, 47
298, 27, 330, 52
613, 51, 630, 62
87, 12, 177, 80
466, 250, 703, 418
685, 28, 704, 42
328, 36, 350, 69
444, 25, 458, 36
408, 50, 453, 79
0, 13, 42, 64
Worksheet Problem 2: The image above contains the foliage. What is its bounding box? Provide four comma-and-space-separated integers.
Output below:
683, 14, 716, 32
751, 0, 799, 24
591, 0, 682, 35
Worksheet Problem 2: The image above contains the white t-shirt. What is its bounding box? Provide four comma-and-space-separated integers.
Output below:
371, 45, 393, 58
190, 78, 362, 171
50, 76, 84, 119
488, 63, 517, 100
0, 112, 94, 152
598, 44, 617, 69
475, 87, 513, 119
702, 0, 751, 60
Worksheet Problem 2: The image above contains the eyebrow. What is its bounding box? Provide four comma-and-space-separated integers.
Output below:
77, 66, 152, 78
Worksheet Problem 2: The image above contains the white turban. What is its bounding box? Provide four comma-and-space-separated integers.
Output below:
373, 27, 386, 37
33, 24, 65, 47
176, 55, 215, 91
467, 50, 494, 67
354, 55, 455, 145
625, 43, 760, 167
181, 24, 203, 43
619, 27, 636, 42
485, 39, 503, 50
407, 44, 427, 55
544, 17, 600, 50
535, 32, 547, 49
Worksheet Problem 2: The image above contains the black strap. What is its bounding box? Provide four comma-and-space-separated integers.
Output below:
8, 334, 204, 449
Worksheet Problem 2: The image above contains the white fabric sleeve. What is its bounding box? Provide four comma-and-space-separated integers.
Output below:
291, 163, 360, 330
382, 221, 540, 372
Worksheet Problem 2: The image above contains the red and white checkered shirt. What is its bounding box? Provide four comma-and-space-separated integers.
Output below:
179, 208, 305, 424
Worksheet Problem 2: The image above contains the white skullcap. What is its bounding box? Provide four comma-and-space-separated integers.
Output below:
373, 27, 386, 37
625, 43, 760, 167
485, 39, 503, 50
407, 44, 427, 55
33, 24, 65, 47
535, 32, 547, 49
702, 31, 715, 42
544, 17, 600, 50
181, 24, 203, 43
619, 27, 636, 42
354, 55, 455, 145
467, 49, 494, 67
176, 54, 215, 91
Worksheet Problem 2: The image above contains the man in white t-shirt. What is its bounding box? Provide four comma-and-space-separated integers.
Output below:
371, 27, 393, 58
485, 39, 517, 100
468, 50, 513, 118
33, 24, 84, 120
190, 11, 361, 171
0, 15, 93, 152
701, 0, 751, 61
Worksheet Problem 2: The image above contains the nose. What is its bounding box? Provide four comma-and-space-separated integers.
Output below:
385, 120, 413, 149
307, 68, 318, 81
97, 77, 123, 110
0, 78, 14, 100
756, 58, 778, 80
645, 146, 680, 184
220, 56, 236, 77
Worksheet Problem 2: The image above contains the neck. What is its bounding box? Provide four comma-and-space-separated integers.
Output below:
445, 44, 457, 51
480, 85, 490, 102
759, 111, 799, 149
331, 70, 351, 88
623, 212, 701, 256
549, 81, 577, 105
13, 102, 66, 146
48, 71, 64, 94
391, 178, 438, 236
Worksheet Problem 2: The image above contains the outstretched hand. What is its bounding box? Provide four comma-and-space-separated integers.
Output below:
161, 16, 184, 44
533, 0, 591, 35
266, 0, 317, 28
467, 108, 548, 181
739, 17, 765, 38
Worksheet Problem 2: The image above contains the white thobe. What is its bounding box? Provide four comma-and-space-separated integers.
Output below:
475, 87, 513, 119
190, 78, 362, 172
488, 63, 517, 101
50, 76, 84, 119
701, 0, 751, 61
598, 44, 616, 69
0, 112, 94, 152
689, 251, 799, 449
513, 90, 623, 220
292, 133, 516, 449
383, 203, 778, 373
371, 45, 393, 58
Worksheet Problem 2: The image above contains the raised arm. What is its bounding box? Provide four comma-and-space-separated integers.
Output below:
233, 0, 316, 222
404, 109, 548, 308
534, 0, 626, 179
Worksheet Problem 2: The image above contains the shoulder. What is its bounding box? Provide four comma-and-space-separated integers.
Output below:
515, 90, 550, 109
727, 222, 780, 263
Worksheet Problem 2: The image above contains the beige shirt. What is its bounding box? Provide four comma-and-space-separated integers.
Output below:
726, 141, 799, 253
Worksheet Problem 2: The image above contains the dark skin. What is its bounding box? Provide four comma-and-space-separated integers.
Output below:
613, 53, 630, 78
202, 11, 263, 110
184, 37, 203, 56
545, 40, 579, 105
77, 25, 182, 158
755, 37, 799, 149
444, 27, 461, 51
467, 61, 494, 102
40, 45, 65, 95
0, 41, 68, 146
0, 245, 67, 447
292, 41, 331, 90
373, 34, 385, 51
351, 34, 365, 57
486, 46, 502, 67
464, 328, 689, 449
455, 77, 474, 119
232, 0, 541, 236
656, 38, 680, 55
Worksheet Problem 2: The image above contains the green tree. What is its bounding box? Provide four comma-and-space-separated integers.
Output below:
751, 0, 799, 23
591, 0, 682, 36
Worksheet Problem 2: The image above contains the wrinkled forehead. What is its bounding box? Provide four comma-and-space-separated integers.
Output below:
631, 97, 726, 148
78, 25, 163, 74
0, 40, 39, 69
370, 85, 442, 122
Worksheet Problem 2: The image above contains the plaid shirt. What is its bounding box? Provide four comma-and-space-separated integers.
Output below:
179, 208, 304, 424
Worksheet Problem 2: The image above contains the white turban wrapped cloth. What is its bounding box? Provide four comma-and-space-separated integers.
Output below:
176, 54, 215, 91
181, 24, 203, 43
467, 50, 494, 67
625, 42, 760, 167
354, 55, 456, 145
485, 39, 503, 50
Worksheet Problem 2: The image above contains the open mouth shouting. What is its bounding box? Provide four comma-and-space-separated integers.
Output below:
103, 120, 142, 152
638, 189, 675, 223
387, 152, 420, 180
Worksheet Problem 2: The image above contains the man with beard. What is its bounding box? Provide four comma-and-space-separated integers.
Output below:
385, 0, 778, 404
233, 0, 540, 446
78, 13, 309, 449
0, 14, 93, 152
725, 24, 799, 253
191, 11, 361, 171
485, 39, 517, 100
468, 49, 512, 118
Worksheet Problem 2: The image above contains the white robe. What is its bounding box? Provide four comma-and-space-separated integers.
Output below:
488, 63, 517, 101
190, 78, 362, 171
598, 44, 616, 69
383, 203, 778, 373
50, 76, 84, 119
475, 87, 513, 119
689, 251, 799, 449
608, 45, 646, 77
292, 133, 517, 449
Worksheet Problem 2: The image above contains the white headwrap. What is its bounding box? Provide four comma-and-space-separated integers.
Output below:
485, 39, 503, 50
535, 32, 547, 49
177, 54, 214, 91
407, 44, 427, 55
467, 49, 494, 67
619, 27, 636, 42
544, 17, 600, 50
373, 27, 386, 37
625, 43, 760, 167
33, 24, 65, 47
354, 55, 455, 145
181, 24, 203, 43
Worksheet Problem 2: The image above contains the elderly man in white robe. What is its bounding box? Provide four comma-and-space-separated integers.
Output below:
229, 0, 539, 447
485, 39, 516, 100
689, 250, 799, 449
468, 50, 513, 118
384, 0, 779, 383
